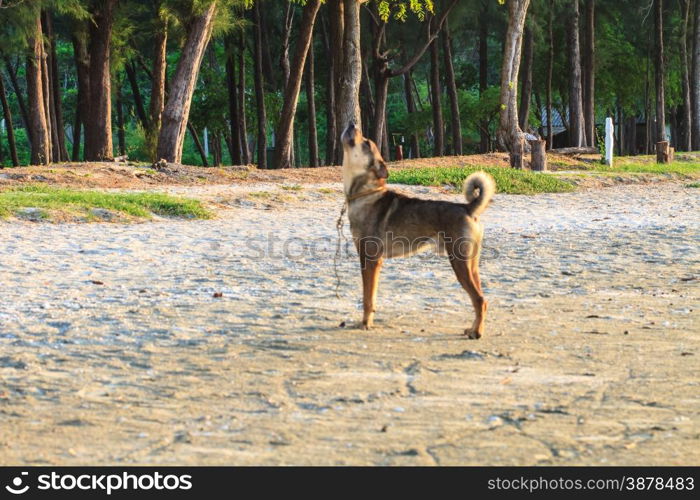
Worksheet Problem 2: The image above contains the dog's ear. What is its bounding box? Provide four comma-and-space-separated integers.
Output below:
372, 160, 388, 180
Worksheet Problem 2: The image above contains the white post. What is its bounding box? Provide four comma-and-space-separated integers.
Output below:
605, 117, 614, 166
203, 127, 209, 158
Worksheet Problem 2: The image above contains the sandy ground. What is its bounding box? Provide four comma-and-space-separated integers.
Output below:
0, 182, 698, 465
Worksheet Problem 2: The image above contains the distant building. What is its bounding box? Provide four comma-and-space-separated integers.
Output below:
538, 107, 671, 154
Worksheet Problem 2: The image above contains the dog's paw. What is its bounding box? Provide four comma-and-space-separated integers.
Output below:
463, 328, 482, 340
362, 323, 372, 330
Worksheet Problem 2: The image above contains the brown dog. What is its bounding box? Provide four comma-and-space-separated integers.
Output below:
341, 122, 495, 338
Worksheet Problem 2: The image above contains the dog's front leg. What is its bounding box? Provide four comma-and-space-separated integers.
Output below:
360, 256, 383, 329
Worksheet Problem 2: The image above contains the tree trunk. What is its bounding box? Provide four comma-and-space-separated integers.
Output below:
370, 19, 393, 161
279, 1, 295, 167
371, 71, 388, 150
617, 103, 624, 156
252, 1, 267, 168
225, 36, 243, 165
442, 16, 462, 155
368, 32, 389, 151
330, 0, 345, 164
680, 0, 692, 151
43, 11, 68, 161
3, 57, 32, 147
403, 71, 420, 158
258, 0, 275, 86
670, 106, 678, 148
0, 73, 19, 166
237, 32, 250, 164
83, 0, 116, 161
156, 1, 217, 163
430, 34, 444, 156
567, 0, 584, 147
654, 0, 666, 143
582, 0, 595, 147
645, 35, 652, 154
693, 0, 700, 149
496, 0, 531, 153
280, 1, 294, 89
188, 123, 208, 166
381, 112, 390, 160
306, 32, 319, 167
40, 13, 57, 162
510, 136, 524, 168
518, 23, 533, 131
73, 99, 82, 160
40, 26, 54, 163
530, 139, 547, 171
212, 132, 222, 166
116, 77, 126, 156
546, 0, 554, 149
361, 56, 375, 142
147, 15, 167, 160
26, 16, 50, 165
337, 0, 362, 144
71, 30, 90, 161
656, 140, 671, 163
49, 15, 68, 161
479, 1, 489, 152
125, 62, 149, 129
534, 91, 544, 137
274, 0, 322, 169
321, 10, 337, 165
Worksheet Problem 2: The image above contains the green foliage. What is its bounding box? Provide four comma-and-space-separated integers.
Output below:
595, 7, 647, 114
458, 86, 502, 151
377, 0, 434, 22
0, 0, 695, 169
123, 123, 151, 162
389, 166, 576, 194
0, 128, 30, 167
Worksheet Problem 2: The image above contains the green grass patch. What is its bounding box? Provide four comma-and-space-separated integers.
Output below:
389, 166, 575, 194
248, 190, 272, 199
134, 168, 158, 176
0, 185, 212, 221
280, 184, 303, 191
593, 161, 700, 176
686, 182, 700, 188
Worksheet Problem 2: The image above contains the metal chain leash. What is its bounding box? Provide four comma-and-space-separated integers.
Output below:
334, 201, 349, 299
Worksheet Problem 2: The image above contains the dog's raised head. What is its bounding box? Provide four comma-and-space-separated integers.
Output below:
341, 121, 388, 195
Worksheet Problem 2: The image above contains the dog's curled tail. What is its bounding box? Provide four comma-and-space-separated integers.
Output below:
463, 171, 496, 218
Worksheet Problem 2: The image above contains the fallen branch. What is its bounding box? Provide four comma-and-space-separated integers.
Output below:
550, 146, 598, 155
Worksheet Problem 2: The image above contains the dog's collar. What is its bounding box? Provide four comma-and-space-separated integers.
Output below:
346, 186, 387, 202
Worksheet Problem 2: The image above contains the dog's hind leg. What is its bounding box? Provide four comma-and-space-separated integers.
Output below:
469, 254, 488, 335
471, 242, 484, 295
360, 257, 383, 329
449, 255, 487, 339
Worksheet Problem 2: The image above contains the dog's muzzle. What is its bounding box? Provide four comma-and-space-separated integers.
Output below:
341, 121, 358, 145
